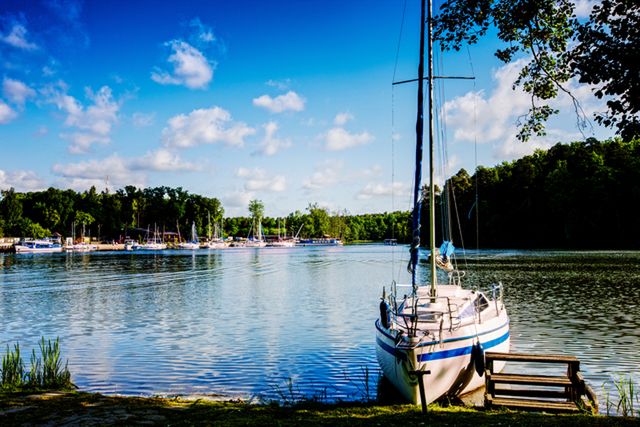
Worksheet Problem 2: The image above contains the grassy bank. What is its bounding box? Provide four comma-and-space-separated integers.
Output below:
1, 391, 639, 426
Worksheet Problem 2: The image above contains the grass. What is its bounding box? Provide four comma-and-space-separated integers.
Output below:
2, 340, 639, 425
1, 337, 73, 392
603, 375, 640, 418
2, 391, 640, 426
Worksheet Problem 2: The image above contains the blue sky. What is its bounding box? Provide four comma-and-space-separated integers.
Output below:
0, 0, 610, 217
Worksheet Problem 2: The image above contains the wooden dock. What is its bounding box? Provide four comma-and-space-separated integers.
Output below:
484, 351, 598, 413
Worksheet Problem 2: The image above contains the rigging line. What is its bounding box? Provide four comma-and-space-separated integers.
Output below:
434, 46, 450, 244
465, 44, 480, 276
391, 0, 407, 282
392, 0, 408, 82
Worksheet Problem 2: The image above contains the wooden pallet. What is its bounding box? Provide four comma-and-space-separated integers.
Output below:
484, 352, 598, 413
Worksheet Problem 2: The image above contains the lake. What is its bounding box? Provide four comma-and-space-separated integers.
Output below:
1, 246, 639, 409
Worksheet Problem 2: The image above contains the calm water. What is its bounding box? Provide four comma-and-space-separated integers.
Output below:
1, 246, 639, 407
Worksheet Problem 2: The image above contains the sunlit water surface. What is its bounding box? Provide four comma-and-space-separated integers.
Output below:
1, 247, 638, 409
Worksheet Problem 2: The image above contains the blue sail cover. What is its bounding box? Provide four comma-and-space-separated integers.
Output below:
439, 240, 455, 258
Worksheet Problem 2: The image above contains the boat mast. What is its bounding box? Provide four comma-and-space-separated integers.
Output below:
410, 0, 426, 295
427, 0, 437, 297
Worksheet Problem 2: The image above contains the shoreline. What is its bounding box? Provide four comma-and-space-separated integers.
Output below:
1, 391, 636, 426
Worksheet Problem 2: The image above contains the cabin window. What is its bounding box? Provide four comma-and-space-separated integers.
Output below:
476, 294, 489, 312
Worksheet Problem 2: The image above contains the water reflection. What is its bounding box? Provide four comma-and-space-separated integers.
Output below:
0, 248, 638, 410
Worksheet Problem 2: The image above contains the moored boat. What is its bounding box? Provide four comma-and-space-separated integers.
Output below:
374, 0, 510, 405
14, 239, 63, 253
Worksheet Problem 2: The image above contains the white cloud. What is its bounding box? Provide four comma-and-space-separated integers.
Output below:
334, 112, 353, 126
0, 169, 46, 191
444, 58, 609, 163
151, 40, 214, 89
189, 18, 216, 44
356, 182, 411, 200
129, 148, 201, 172
43, 83, 119, 153
51, 149, 200, 191
0, 101, 17, 124
574, 0, 597, 18
236, 167, 286, 192
302, 160, 343, 190
3, 78, 36, 107
132, 112, 155, 127
266, 79, 291, 90
254, 121, 292, 156
252, 91, 305, 113
162, 106, 255, 148
60, 132, 110, 154
1, 24, 38, 50
323, 127, 373, 151
221, 190, 256, 218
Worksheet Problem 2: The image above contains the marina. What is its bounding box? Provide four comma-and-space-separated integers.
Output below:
1, 247, 638, 411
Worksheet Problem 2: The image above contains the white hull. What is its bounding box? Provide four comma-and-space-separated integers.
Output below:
267, 240, 296, 248
376, 285, 510, 404
132, 242, 167, 250
178, 242, 200, 250
15, 245, 63, 253
202, 240, 227, 249
14, 240, 63, 253
244, 240, 267, 248
65, 243, 97, 252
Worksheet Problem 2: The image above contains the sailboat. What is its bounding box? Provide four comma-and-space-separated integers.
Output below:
244, 218, 267, 248
375, 0, 510, 405
202, 212, 227, 249
65, 221, 97, 252
133, 224, 167, 250
178, 221, 200, 250
267, 218, 295, 247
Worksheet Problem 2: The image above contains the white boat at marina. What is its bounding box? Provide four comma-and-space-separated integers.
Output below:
66, 242, 98, 252
245, 219, 266, 248
124, 239, 137, 251
14, 239, 63, 253
296, 238, 342, 246
178, 221, 200, 250
202, 214, 227, 249
375, 0, 510, 405
267, 219, 296, 247
268, 239, 296, 248
65, 222, 97, 252
132, 225, 167, 250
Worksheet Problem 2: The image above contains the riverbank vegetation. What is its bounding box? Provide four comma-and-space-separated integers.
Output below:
1, 338, 73, 392
0, 137, 638, 248
2, 391, 639, 426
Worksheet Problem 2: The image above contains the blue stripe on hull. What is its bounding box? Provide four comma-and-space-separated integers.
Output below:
418, 329, 510, 361
375, 319, 510, 362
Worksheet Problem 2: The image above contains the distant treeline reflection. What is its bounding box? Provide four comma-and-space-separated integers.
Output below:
1, 137, 638, 248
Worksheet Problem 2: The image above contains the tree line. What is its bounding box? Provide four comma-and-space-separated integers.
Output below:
0, 185, 410, 243
1, 137, 637, 248
433, 137, 640, 249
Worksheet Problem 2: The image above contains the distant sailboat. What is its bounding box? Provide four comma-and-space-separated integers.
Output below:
133, 224, 167, 250
245, 218, 266, 248
178, 221, 200, 250
268, 218, 295, 247
202, 212, 227, 249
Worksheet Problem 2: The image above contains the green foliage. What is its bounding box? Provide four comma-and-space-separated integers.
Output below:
434, 0, 639, 140
248, 199, 265, 221
1, 343, 24, 390
437, 137, 640, 249
1, 337, 73, 391
573, 0, 640, 140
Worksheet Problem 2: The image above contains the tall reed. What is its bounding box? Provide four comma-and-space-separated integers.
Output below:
602, 375, 639, 417
1, 337, 73, 391
1, 343, 24, 390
